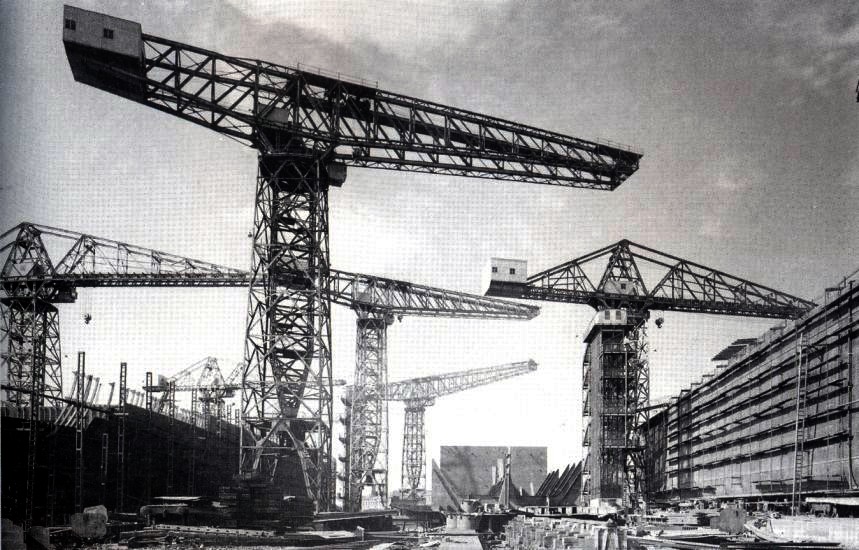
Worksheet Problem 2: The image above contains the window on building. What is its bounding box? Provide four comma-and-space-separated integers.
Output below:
509, 268, 516, 275
615, 310, 622, 320
65, 18, 76, 30
604, 310, 611, 320
103, 28, 114, 39
620, 282, 627, 290
491, 266, 498, 273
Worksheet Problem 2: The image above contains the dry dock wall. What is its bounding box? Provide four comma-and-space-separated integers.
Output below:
645, 275, 859, 502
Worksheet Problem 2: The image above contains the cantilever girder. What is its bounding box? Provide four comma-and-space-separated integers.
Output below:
486, 240, 815, 512
487, 239, 815, 319
343, 360, 538, 500
63, 9, 641, 188
331, 269, 539, 320
338, 283, 537, 510
1, 222, 250, 299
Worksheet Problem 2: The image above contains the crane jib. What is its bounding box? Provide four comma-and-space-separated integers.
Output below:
62, 5, 641, 188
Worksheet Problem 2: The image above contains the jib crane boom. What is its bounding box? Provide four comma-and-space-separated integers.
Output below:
485, 240, 815, 512
344, 360, 538, 501
62, 4, 641, 510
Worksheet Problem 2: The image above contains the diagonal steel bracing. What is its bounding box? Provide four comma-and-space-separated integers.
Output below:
62, 5, 640, 511
242, 155, 335, 508
401, 399, 432, 498
347, 313, 392, 510
487, 240, 815, 511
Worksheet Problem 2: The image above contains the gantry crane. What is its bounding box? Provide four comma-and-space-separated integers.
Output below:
342, 360, 537, 505
1, 221, 537, 522
485, 240, 815, 512
62, 5, 641, 509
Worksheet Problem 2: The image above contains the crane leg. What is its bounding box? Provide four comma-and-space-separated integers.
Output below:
580, 316, 649, 514
2, 299, 64, 411
347, 313, 391, 511
242, 154, 334, 511
402, 401, 428, 500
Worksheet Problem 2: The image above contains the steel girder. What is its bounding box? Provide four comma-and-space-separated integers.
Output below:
242, 155, 334, 510
62, 6, 640, 511
64, 21, 641, 189
0, 222, 250, 292
488, 239, 815, 319
386, 360, 538, 400
1, 299, 63, 412
346, 313, 392, 511
489, 241, 814, 513
347, 361, 537, 499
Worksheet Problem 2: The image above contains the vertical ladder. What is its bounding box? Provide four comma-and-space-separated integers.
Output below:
791, 332, 809, 515
116, 362, 127, 513
167, 380, 176, 495
75, 352, 85, 513
189, 388, 197, 495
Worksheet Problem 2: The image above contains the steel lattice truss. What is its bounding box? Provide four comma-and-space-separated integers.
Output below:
487, 240, 814, 512
1, 222, 249, 299
339, 295, 536, 510
142, 357, 240, 419
331, 270, 539, 320
80, 33, 643, 188
0, 222, 246, 414
347, 314, 391, 511
385, 360, 538, 400
1, 219, 538, 511
488, 239, 815, 318
63, 4, 640, 509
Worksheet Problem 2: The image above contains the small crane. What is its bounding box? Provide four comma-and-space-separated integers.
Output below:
342, 360, 537, 504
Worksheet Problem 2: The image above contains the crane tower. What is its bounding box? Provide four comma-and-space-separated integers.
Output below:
486, 240, 815, 512
344, 359, 537, 502
62, 5, 641, 509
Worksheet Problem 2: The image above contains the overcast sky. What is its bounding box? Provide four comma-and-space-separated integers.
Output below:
1, 1, 857, 494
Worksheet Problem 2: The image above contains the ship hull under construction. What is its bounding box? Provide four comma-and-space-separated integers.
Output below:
1, 403, 241, 527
